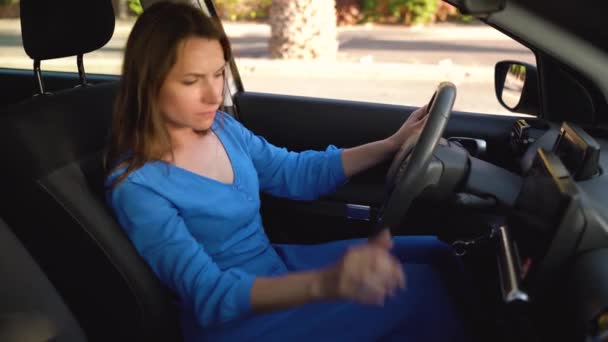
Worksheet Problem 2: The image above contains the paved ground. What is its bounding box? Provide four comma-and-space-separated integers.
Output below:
225, 21, 535, 66
0, 19, 535, 114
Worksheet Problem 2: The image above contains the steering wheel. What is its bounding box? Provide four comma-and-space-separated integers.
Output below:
375, 82, 457, 233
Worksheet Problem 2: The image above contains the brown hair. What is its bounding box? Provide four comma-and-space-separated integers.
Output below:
104, 1, 232, 186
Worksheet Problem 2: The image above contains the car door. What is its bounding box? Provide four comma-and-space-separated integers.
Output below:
237, 92, 529, 242
203, 0, 540, 243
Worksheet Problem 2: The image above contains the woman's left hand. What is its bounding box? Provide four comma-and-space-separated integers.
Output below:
386, 105, 429, 152
341, 104, 430, 178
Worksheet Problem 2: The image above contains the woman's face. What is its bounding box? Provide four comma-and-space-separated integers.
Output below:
159, 37, 225, 134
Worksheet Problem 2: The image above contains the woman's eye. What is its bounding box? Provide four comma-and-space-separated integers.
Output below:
181, 79, 197, 85
214, 72, 224, 79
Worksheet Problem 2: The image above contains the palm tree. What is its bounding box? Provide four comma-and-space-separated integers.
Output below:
268, 0, 338, 59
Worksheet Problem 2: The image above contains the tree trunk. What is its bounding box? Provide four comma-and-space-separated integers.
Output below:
269, 0, 338, 60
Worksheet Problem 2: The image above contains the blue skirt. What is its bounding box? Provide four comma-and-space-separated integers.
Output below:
188, 236, 472, 342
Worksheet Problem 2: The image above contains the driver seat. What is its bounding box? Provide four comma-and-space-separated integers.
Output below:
0, 0, 181, 341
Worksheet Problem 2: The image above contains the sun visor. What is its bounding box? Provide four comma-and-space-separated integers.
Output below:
20, 0, 115, 60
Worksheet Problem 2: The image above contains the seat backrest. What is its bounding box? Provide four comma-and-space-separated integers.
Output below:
0, 1, 181, 341
0, 218, 87, 342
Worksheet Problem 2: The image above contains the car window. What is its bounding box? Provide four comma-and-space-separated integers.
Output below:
218, 3, 536, 116
0, 1, 536, 116
0, 1, 140, 76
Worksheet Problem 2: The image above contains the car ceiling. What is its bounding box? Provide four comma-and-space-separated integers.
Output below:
512, 0, 608, 55
449, 0, 608, 124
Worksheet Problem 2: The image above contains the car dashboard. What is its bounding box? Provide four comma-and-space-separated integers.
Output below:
489, 119, 608, 341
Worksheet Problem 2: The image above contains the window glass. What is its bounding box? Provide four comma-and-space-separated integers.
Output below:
219, 2, 536, 115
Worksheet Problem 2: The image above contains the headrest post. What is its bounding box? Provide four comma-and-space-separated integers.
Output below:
76, 54, 88, 87
33, 59, 45, 96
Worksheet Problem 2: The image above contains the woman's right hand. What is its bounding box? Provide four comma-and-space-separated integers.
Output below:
315, 230, 406, 305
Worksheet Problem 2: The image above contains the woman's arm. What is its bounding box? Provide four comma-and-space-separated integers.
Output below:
110, 180, 257, 326
229, 113, 347, 200
251, 230, 404, 312
342, 105, 428, 178
341, 138, 399, 178
250, 269, 328, 312
111, 178, 403, 323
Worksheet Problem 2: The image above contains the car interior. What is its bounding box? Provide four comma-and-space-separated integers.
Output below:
1, 0, 608, 341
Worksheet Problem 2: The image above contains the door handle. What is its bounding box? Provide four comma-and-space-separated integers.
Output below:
447, 137, 487, 158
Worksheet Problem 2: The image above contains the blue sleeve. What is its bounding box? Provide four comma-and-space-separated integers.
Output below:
108, 179, 255, 327
228, 115, 348, 200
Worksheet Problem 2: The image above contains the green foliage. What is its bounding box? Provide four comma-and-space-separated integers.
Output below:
214, 0, 272, 21
128, 0, 143, 16
361, 0, 476, 25
509, 63, 526, 78
391, 0, 439, 25
208, 0, 473, 25
363, 0, 439, 25
361, 0, 380, 21
0, 0, 18, 6
456, 14, 475, 23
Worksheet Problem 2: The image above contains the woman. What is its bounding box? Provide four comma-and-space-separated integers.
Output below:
105, 2, 470, 341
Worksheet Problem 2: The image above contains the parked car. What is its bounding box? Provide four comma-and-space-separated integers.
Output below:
0, 0, 607, 341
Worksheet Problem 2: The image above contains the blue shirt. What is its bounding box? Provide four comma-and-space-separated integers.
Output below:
106, 112, 347, 327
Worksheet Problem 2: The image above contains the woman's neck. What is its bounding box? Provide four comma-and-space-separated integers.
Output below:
162, 126, 211, 162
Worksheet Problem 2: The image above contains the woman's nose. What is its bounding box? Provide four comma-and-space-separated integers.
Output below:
200, 80, 223, 104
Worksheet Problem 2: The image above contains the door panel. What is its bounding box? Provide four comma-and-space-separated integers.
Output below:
235, 91, 522, 242
236, 91, 521, 192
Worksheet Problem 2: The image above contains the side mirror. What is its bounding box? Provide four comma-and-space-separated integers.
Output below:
495, 61, 540, 115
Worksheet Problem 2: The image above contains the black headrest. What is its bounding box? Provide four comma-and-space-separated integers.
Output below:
20, 0, 115, 60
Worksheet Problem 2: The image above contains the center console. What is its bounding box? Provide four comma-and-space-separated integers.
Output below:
509, 148, 583, 289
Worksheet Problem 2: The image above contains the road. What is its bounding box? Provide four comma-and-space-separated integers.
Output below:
226, 22, 535, 66
224, 22, 534, 114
